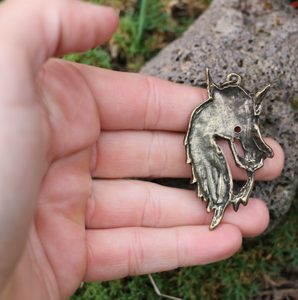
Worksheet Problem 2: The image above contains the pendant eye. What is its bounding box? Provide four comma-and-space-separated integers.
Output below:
234, 126, 242, 133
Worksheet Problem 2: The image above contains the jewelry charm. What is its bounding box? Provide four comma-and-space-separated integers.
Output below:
185, 69, 274, 229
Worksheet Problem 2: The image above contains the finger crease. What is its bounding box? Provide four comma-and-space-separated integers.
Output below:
85, 186, 97, 228
141, 184, 162, 227
140, 186, 151, 227
147, 132, 168, 177
85, 235, 96, 280
175, 228, 183, 268
143, 76, 161, 129
128, 229, 145, 276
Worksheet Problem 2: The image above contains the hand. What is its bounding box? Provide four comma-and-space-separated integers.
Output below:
0, 0, 284, 299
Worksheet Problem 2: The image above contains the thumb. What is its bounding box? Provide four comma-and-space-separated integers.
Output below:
0, 0, 118, 290
0, 0, 119, 72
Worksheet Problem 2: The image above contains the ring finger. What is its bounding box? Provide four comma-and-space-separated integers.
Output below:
86, 179, 269, 237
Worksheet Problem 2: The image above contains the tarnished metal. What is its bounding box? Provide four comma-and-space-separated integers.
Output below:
185, 69, 274, 229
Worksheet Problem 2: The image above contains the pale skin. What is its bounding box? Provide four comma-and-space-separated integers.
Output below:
0, 0, 284, 299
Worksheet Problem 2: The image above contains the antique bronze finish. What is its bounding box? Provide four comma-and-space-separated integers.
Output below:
185, 69, 274, 229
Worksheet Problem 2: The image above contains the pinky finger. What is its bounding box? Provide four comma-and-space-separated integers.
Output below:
85, 224, 242, 282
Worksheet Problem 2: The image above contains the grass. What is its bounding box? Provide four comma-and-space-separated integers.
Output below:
65, 0, 207, 71
69, 0, 298, 299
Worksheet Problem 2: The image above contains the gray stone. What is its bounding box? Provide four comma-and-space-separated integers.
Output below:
141, 0, 298, 230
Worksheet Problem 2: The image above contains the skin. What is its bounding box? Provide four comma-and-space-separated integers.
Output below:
0, 0, 284, 299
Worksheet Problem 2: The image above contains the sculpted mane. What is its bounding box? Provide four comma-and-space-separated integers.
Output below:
184, 83, 233, 228
185, 69, 273, 229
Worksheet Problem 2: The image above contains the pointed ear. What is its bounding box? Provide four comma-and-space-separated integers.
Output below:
206, 68, 214, 97
254, 85, 270, 115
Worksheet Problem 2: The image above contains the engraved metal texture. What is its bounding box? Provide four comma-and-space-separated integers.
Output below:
185, 69, 274, 229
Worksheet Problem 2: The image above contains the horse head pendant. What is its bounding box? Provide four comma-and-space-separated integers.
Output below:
185, 69, 274, 230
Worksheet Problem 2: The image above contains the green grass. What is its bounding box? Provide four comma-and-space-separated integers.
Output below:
69, 0, 298, 299
65, 0, 205, 71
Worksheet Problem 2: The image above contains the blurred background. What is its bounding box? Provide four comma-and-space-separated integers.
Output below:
69, 1, 298, 299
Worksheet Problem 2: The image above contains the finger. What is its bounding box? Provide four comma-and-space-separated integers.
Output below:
37, 59, 206, 159
93, 131, 284, 180
220, 137, 284, 180
73, 63, 207, 131
0, 0, 118, 70
85, 224, 242, 281
87, 179, 269, 237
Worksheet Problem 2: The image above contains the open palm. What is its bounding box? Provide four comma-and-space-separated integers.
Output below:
0, 1, 284, 299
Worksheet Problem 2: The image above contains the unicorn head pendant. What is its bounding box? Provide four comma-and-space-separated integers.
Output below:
185, 69, 274, 230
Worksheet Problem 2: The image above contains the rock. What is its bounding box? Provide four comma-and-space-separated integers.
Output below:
141, 0, 298, 230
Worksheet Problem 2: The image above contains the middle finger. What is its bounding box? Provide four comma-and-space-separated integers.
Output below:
92, 131, 283, 180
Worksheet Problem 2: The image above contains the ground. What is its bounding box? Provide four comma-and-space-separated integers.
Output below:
68, 1, 298, 299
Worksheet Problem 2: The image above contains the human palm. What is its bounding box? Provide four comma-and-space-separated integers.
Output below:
0, 1, 284, 299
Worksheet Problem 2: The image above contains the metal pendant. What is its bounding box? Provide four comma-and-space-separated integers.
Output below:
185, 69, 274, 230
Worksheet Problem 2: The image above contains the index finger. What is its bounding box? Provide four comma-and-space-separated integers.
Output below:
74, 62, 207, 131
